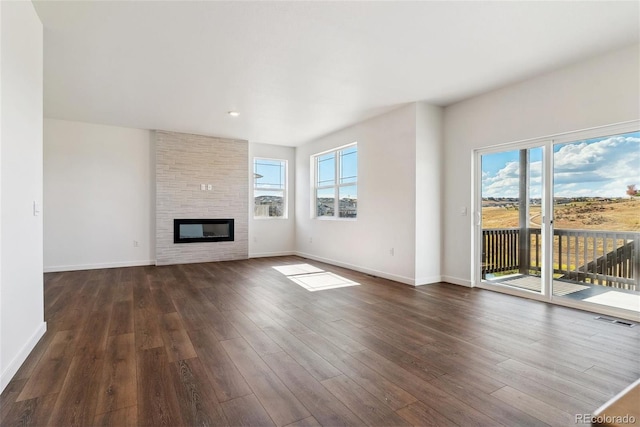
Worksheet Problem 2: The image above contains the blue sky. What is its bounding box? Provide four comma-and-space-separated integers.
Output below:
315, 147, 358, 199
254, 147, 359, 199
482, 131, 640, 198
254, 159, 285, 193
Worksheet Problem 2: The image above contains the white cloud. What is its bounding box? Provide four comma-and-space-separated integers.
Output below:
482, 136, 640, 198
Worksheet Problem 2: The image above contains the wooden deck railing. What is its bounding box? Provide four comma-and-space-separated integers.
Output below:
482, 228, 520, 274
482, 228, 639, 291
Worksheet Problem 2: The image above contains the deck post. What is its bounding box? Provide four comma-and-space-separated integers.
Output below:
519, 149, 530, 275
635, 234, 640, 290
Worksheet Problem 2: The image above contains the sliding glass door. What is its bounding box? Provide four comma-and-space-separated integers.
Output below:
475, 125, 640, 319
551, 131, 640, 314
478, 145, 546, 295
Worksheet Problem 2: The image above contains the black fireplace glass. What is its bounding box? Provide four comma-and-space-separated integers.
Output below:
174, 219, 234, 243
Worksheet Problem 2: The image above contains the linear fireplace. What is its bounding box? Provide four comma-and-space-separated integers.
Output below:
174, 219, 234, 244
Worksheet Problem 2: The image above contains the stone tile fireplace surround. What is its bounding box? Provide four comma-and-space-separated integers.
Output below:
155, 130, 248, 265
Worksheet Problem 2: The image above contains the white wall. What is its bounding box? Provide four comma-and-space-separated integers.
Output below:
296, 104, 438, 285
415, 102, 443, 284
249, 142, 296, 257
442, 44, 640, 286
0, 1, 46, 393
44, 119, 155, 271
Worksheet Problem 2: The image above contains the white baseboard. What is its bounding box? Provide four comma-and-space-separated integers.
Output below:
441, 275, 473, 287
294, 251, 416, 286
1, 322, 47, 394
414, 276, 444, 286
44, 260, 156, 273
249, 251, 295, 259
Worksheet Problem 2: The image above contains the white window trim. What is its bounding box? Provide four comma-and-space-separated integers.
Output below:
312, 142, 357, 220
253, 157, 288, 220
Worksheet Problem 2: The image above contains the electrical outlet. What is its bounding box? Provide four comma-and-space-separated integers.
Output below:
309, 237, 313, 244
390, 247, 395, 256
208, 184, 213, 190
133, 240, 139, 247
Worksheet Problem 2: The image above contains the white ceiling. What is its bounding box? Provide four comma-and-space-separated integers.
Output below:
34, 1, 639, 146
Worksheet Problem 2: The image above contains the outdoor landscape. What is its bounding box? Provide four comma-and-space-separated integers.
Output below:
480, 132, 639, 299
482, 196, 640, 231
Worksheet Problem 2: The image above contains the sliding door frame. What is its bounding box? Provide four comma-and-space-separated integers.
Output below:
472, 120, 640, 322
472, 139, 552, 298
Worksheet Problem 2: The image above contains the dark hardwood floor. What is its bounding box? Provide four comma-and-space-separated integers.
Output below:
1, 256, 638, 426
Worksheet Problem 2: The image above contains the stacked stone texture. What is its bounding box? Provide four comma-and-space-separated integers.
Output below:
155, 130, 248, 265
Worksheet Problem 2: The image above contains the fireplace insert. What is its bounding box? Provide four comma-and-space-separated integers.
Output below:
174, 219, 234, 243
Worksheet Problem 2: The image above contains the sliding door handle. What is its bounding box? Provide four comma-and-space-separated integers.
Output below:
473, 212, 481, 226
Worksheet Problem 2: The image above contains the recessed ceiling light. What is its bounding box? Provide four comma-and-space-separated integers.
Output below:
228, 111, 239, 117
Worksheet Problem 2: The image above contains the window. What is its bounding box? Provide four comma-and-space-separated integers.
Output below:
254, 158, 286, 218
314, 143, 357, 219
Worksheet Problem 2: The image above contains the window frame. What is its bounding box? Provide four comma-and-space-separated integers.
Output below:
312, 142, 358, 220
253, 157, 288, 220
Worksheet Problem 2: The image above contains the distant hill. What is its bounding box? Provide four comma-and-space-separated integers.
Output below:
482, 198, 639, 231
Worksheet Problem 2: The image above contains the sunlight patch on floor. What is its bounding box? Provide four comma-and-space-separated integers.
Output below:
272, 264, 324, 276
287, 272, 360, 292
272, 263, 360, 292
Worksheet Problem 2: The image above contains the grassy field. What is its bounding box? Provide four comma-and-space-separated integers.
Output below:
482, 198, 640, 231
